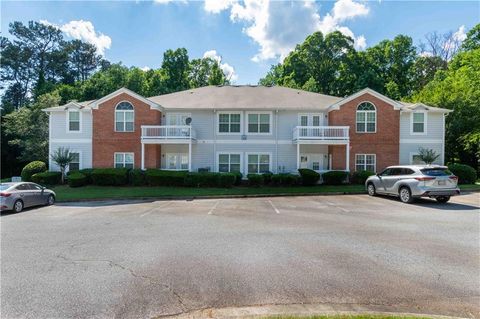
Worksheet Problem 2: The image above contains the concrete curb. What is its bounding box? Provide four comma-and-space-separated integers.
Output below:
55, 191, 367, 203
156, 303, 469, 319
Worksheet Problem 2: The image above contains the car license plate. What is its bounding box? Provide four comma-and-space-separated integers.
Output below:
438, 180, 446, 186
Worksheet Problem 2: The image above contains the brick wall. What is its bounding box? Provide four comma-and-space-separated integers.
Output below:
92, 93, 162, 168
328, 93, 400, 172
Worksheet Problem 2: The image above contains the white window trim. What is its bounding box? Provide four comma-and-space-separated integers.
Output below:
67, 150, 82, 172
165, 112, 192, 125
114, 152, 135, 168
245, 152, 273, 174
216, 152, 243, 173
114, 100, 135, 133
164, 153, 189, 170
217, 111, 243, 135
410, 111, 427, 135
355, 153, 376, 172
66, 109, 82, 133
409, 152, 426, 165
355, 101, 377, 134
297, 113, 324, 126
245, 111, 273, 135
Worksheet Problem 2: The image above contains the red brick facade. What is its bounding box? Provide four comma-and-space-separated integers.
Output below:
92, 93, 162, 168
328, 93, 400, 172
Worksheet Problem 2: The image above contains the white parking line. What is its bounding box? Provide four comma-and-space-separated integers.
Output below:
140, 201, 172, 217
317, 198, 349, 213
268, 200, 280, 214
207, 201, 220, 215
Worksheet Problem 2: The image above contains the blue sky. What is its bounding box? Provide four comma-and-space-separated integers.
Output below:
2, 0, 479, 84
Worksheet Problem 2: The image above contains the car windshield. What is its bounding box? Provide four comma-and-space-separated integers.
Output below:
0, 184, 12, 191
421, 168, 452, 176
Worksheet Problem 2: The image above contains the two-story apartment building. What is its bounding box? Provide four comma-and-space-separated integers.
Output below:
44, 85, 451, 176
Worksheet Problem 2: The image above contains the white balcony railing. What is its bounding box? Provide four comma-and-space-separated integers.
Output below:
141, 125, 196, 140
293, 126, 349, 141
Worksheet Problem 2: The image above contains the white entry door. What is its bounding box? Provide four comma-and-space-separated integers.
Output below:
300, 154, 324, 171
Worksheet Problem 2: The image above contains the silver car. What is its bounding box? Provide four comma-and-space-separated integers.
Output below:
365, 165, 460, 203
0, 182, 56, 213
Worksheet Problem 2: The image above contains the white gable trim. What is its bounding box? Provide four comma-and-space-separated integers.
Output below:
327, 88, 403, 112
91, 87, 163, 111
400, 103, 452, 114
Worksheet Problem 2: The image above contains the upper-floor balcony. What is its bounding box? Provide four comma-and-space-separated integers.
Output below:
293, 126, 350, 144
141, 125, 196, 144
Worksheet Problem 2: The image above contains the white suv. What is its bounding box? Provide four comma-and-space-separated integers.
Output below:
365, 165, 460, 203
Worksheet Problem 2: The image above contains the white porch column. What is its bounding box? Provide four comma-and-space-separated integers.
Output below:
345, 142, 350, 171
188, 142, 192, 172
296, 143, 300, 170
141, 142, 145, 170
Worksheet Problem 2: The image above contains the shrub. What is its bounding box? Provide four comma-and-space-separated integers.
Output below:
67, 168, 94, 184
129, 169, 146, 186
218, 173, 236, 188
232, 171, 243, 185
145, 170, 187, 186
68, 172, 88, 188
184, 172, 219, 187
262, 171, 273, 185
448, 163, 477, 184
31, 171, 62, 185
271, 173, 299, 186
298, 168, 320, 186
21, 161, 47, 182
351, 170, 375, 184
322, 170, 349, 185
247, 174, 264, 187
91, 168, 129, 186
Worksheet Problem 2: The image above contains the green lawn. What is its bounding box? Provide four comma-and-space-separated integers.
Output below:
51, 184, 366, 201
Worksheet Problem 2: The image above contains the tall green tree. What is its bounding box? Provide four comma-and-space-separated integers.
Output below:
162, 48, 190, 93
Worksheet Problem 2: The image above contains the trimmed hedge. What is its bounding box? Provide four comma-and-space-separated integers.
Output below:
448, 163, 477, 184
184, 172, 236, 188
91, 168, 129, 186
351, 170, 375, 184
129, 169, 146, 186
298, 168, 320, 186
271, 173, 299, 186
31, 171, 62, 185
262, 172, 273, 185
232, 171, 243, 185
145, 170, 187, 186
68, 168, 94, 184
322, 170, 349, 185
218, 173, 236, 188
68, 172, 88, 188
21, 161, 47, 182
247, 174, 264, 187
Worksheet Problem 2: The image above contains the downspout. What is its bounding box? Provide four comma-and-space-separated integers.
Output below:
213, 109, 216, 172
275, 109, 279, 173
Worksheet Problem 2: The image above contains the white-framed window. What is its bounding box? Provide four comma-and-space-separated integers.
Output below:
355, 154, 376, 172
356, 102, 376, 133
298, 113, 322, 126
69, 152, 80, 171
115, 101, 134, 132
165, 153, 188, 170
410, 153, 425, 165
411, 111, 427, 134
218, 112, 241, 134
218, 153, 241, 173
67, 110, 81, 132
246, 112, 272, 134
247, 153, 271, 174
114, 152, 134, 168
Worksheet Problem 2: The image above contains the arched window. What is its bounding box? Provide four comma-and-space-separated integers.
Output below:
115, 101, 134, 132
356, 102, 376, 133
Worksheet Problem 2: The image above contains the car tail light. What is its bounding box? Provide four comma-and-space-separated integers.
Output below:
0, 192, 11, 197
449, 176, 458, 181
415, 177, 435, 181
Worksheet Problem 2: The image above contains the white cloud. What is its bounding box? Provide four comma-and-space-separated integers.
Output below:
453, 25, 467, 42
204, 0, 236, 13
40, 20, 111, 56
140, 66, 151, 71
153, 0, 187, 4
204, 0, 369, 62
203, 49, 238, 81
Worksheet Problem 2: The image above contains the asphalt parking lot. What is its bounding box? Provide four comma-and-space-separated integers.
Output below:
1, 193, 479, 319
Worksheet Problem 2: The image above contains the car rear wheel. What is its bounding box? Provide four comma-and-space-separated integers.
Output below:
367, 183, 376, 196
47, 194, 55, 206
13, 200, 23, 213
436, 196, 450, 203
399, 187, 414, 203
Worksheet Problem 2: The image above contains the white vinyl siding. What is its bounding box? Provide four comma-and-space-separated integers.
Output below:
355, 154, 376, 172
114, 152, 134, 168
